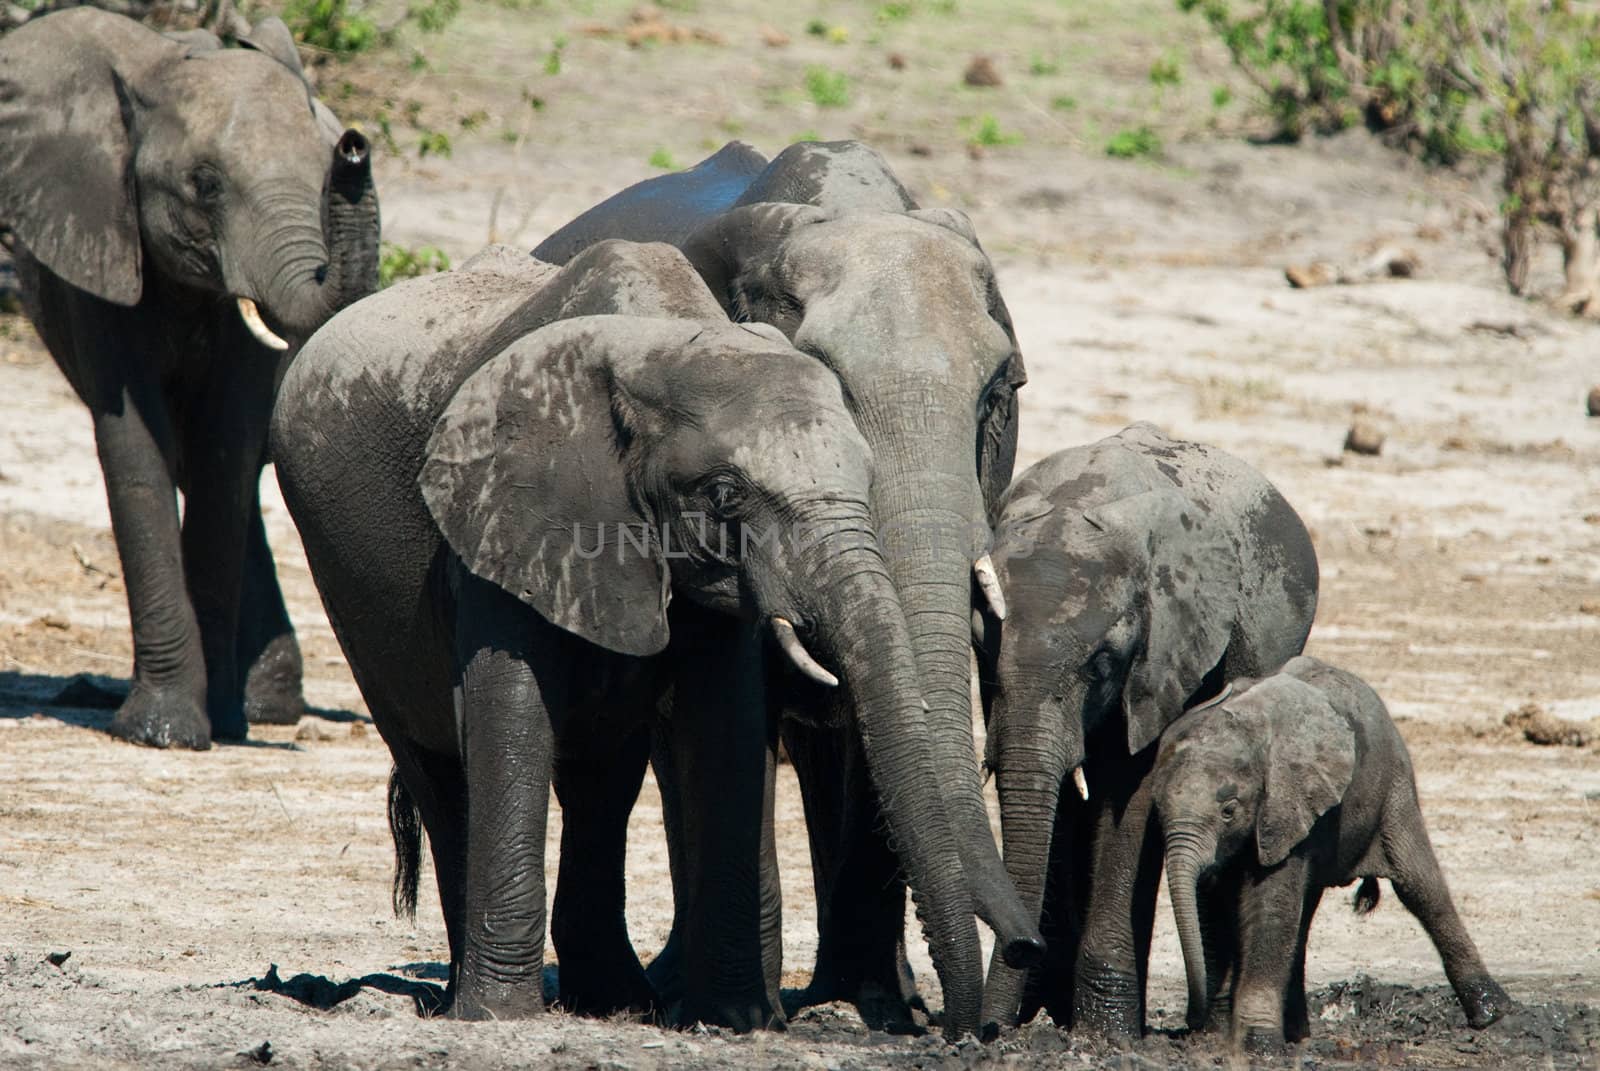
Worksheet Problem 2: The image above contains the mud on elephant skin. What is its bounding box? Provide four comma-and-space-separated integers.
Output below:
976, 422, 1320, 1037
271, 241, 984, 1036
536, 139, 1037, 1035
1152, 656, 1512, 1052
0, 9, 380, 748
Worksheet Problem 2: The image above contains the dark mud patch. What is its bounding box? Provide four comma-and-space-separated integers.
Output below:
234, 964, 447, 1016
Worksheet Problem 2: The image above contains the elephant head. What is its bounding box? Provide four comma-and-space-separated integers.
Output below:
0, 8, 378, 348
679, 201, 1037, 960
416, 313, 985, 1029
1150, 673, 1356, 1029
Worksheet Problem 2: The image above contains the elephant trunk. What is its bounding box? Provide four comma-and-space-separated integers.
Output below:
981, 673, 1081, 1026
249, 130, 379, 346
1164, 828, 1213, 1032
793, 506, 984, 1038
867, 456, 1043, 970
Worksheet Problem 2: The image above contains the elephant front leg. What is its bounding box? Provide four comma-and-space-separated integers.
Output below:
551, 720, 657, 1019
451, 578, 554, 1020
1231, 857, 1310, 1055
664, 611, 781, 1031
1071, 746, 1162, 1039
238, 502, 304, 725
93, 385, 211, 749
781, 718, 922, 1032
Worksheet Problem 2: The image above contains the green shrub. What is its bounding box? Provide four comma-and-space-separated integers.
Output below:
648, 148, 678, 169
417, 129, 452, 157
1106, 125, 1161, 158
805, 66, 850, 108
283, 0, 378, 54
378, 243, 450, 287
968, 113, 1021, 148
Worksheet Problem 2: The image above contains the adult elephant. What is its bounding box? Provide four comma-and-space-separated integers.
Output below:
271, 241, 984, 1036
0, 9, 380, 747
977, 424, 1320, 1036
535, 140, 1039, 1030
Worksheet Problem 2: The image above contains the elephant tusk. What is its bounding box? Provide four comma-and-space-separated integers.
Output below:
771, 616, 839, 688
236, 297, 290, 351
1072, 765, 1089, 801
973, 554, 1007, 620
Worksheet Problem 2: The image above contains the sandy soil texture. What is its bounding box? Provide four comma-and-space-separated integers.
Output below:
1, 3, 1598, 1067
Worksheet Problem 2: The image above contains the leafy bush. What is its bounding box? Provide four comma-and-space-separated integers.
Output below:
284, 0, 378, 54
1106, 125, 1161, 158
805, 66, 850, 108
968, 114, 1021, 148
378, 243, 450, 288
647, 148, 678, 169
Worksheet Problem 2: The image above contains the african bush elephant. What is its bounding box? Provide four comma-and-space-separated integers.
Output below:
271, 242, 983, 1034
536, 140, 1039, 1031
1152, 656, 1511, 1051
0, 9, 379, 747
977, 423, 1320, 1035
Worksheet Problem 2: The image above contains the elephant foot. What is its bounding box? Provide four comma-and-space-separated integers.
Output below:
557, 948, 659, 1020
243, 634, 305, 725
449, 967, 544, 1021
109, 684, 211, 750
1458, 976, 1512, 1028
1239, 1025, 1289, 1057
678, 994, 783, 1033
784, 978, 924, 1035
1071, 959, 1143, 1039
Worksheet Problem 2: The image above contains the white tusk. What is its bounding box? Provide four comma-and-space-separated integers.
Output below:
973, 554, 1007, 620
237, 297, 289, 351
771, 616, 839, 688
1072, 766, 1088, 801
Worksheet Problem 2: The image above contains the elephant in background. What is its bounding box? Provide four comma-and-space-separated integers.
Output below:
1152, 656, 1511, 1051
977, 423, 1320, 1035
271, 241, 985, 1036
0, 9, 380, 747
536, 139, 1039, 1032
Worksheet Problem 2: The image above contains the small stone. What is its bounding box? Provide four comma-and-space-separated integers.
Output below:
1343, 420, 1385, 456
349, 721, 369, 739
963, 55, 1002, 87
1285, 262, 1334, 288
887, 51, 906, 70
45, 951, 70, 967
759, 25, 789, 47
908, 142, 932, 157
1586, 385, 1600, 416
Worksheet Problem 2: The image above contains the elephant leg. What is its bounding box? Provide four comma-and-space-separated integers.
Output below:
389, 738, 467, 1014
1200, 871, 1240, 1034
1026, 787, 1088, 1028
450, 574, 553, 1020
551, 719, 657, 1018
1231, 857, 1308, 1054
1284, 886, 1322, 1042
782, 718, 920, 1031
94, 379, 210, 750
177, 378, 271, 743
237, 500, 304, 725
1071, 745, 1162, 1039
665, 610, 781, 1031
1382, 800, 1510, 1028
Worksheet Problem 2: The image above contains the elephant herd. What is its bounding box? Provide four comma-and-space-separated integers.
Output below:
0, 8, 1509, 1053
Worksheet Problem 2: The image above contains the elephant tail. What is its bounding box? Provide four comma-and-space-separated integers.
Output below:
1352, 876, 1381, 916
388, 768, 423, 920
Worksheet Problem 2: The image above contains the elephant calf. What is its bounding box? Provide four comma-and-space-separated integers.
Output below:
1152, 655, 1511, 1051
978, 423, 1319, 1034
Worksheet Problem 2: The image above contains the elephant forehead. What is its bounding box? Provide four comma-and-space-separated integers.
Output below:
721, 393, 871, 488
157, 54, 322, 151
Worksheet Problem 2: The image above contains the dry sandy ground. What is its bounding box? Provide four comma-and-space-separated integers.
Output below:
1, 30, 1598, 1069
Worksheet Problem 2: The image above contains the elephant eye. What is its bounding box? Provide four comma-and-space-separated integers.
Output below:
1220, 799, 1240, 823
189, 165, 224, 204
702, 475, 745, 518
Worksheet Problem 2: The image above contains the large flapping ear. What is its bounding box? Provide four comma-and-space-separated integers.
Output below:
0, 10, 173, 305
420, 316, 709, 657
678, 203, 828, 318
1249, 675, 1357, 866
1085, 487, 1241, 754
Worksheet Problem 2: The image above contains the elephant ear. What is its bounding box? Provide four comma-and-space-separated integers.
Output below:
1252, 675, 1356, 866
1086, 487, 1240, 754
420, 315, 690, 657
0, 11, 171, 305
678, 203, 828, 320
238, 17, 306, 79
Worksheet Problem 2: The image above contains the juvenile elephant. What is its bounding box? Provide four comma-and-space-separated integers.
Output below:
271, 242, 982, 1034
537, 140, 1038, 1029
978, 423, 1320, 1034
1152, 656, 1511, 1050
0, 9, 380, 747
